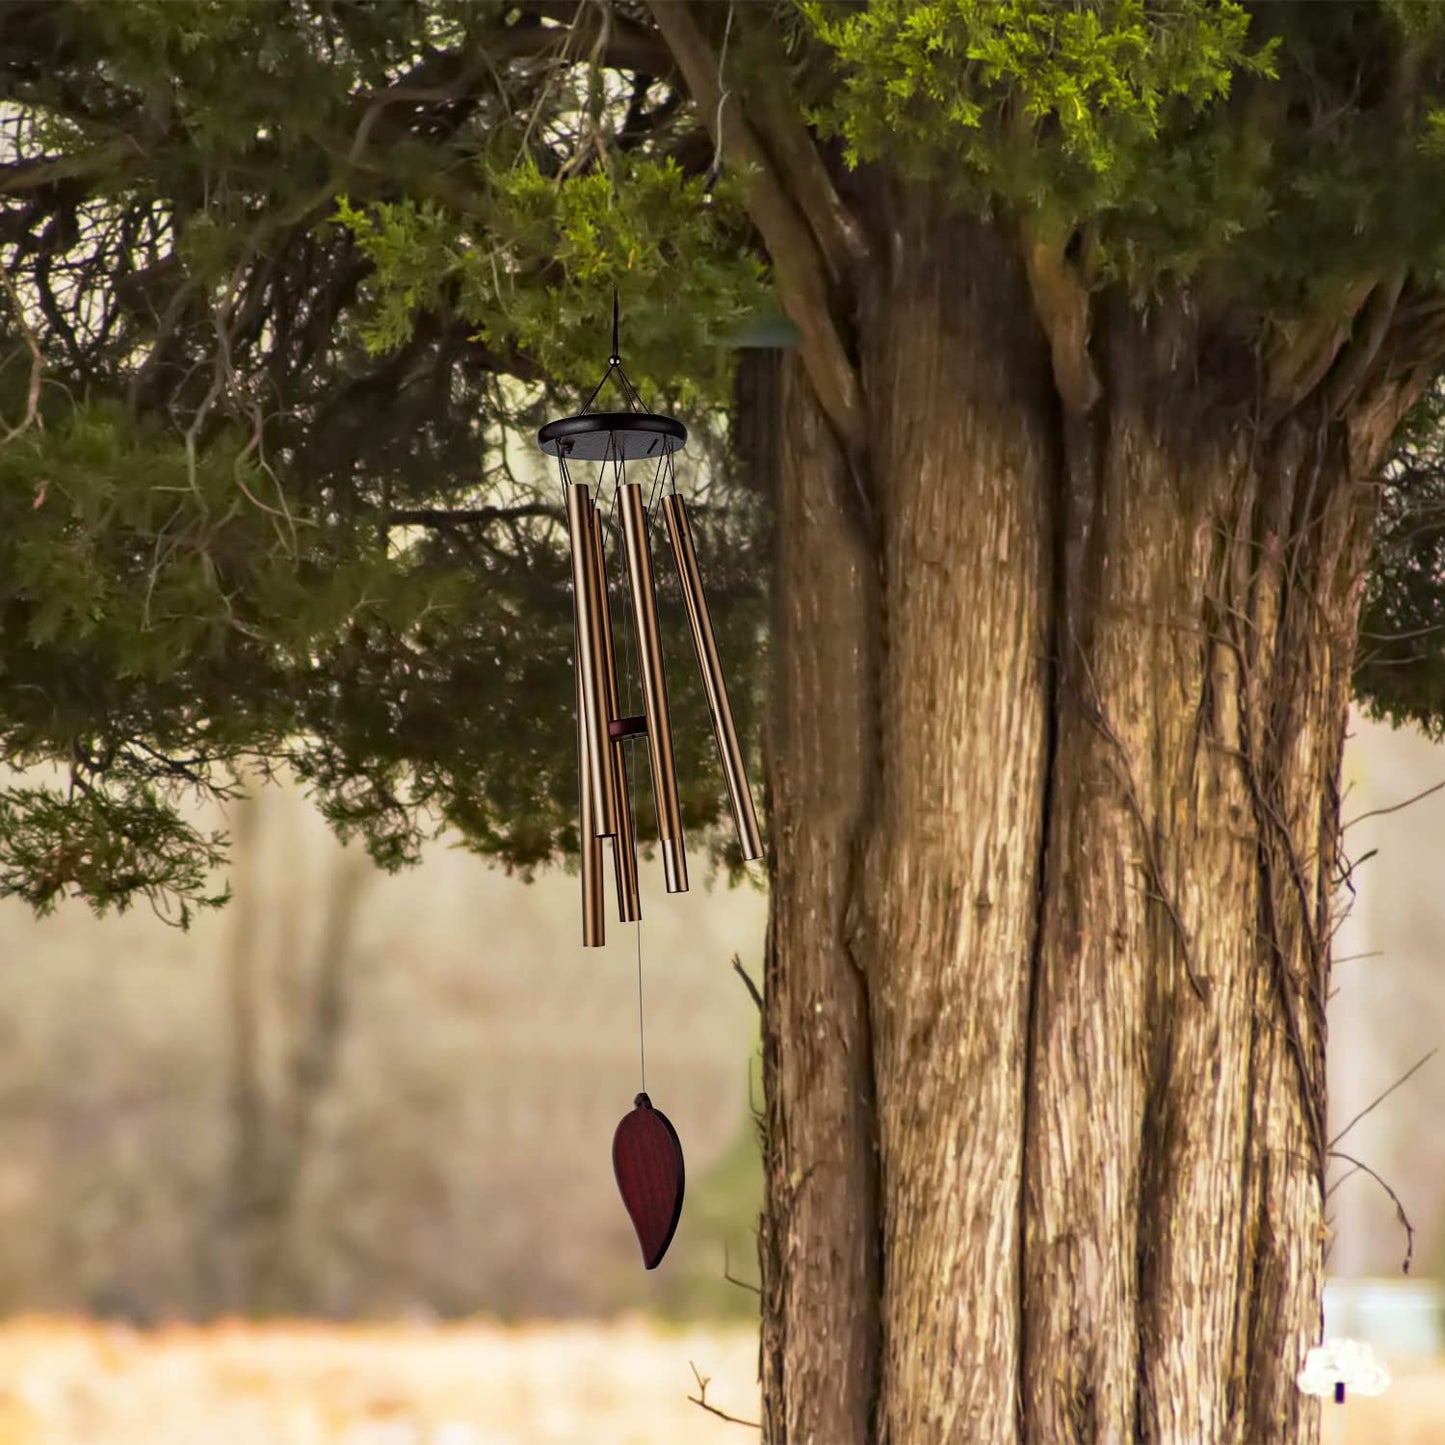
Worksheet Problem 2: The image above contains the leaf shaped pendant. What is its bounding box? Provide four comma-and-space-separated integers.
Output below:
612, 1093, 685, 1269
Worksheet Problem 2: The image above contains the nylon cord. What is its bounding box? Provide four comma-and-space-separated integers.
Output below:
635, 916, 646, 1094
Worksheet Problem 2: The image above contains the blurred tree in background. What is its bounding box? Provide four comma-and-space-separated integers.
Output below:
6, 4, 1445, 1442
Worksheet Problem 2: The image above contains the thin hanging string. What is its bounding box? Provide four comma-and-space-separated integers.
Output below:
579, 290, 646, 417
635, 918, 647, 1093
614, 366, 647, 413
577, 357, 646, 418
578, 363, 616, 416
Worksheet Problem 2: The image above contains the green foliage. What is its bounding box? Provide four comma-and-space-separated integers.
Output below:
804, 0, 1445, 303
805, 0, 1274, 243
0, 0, 769, 918
0, 394, 431, 919
7, 0, 1445, 924
1356, 383, 1445, 735
336, 157, 766, 403
0, 782, 228, 926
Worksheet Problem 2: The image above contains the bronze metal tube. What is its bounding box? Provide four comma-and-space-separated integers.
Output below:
661, 493, 763, 861
590, 501, 641, 922
618, 482, 688, 893
576, 619, 605, 947
566, 481, 618, 837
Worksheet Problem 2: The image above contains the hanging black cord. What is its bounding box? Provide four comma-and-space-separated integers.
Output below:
615, 365, 647, 413
576, 358, 647, 418
578, 362, 617, 416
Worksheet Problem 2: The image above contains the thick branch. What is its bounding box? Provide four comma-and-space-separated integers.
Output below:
509, 5, 676, 76
386, 505, 562, 529
1327, 268, 1407, 416
1019, 221, 1100, 416
0, 139, 136, 194
647, 0, 865, 456
1264, 279, 1374, 411
0, 265, 43, 442
734, 8, 869, 284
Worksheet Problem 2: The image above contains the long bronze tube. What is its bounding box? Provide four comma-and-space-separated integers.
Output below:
566, 481, 618, 837
661, 493, 763, 861
576, 619, 605, 947
618, 483, 688, 893
590, 501, 641, 922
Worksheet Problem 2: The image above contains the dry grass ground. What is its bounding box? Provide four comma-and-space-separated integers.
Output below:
0, 1318, 762, 1445
1327, 1357, 1445, 1444
0, 1319, 1439, 1444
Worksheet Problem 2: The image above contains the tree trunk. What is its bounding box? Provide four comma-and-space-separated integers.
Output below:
220, 781, 269, 1314
759, 199, 1390, 1444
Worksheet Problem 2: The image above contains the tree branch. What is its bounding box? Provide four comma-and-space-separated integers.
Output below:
1342, 777, 1445, 831
0, 263, 44, 442
1020, 220, 1100, 416
733, 6, 869, 284
386, 504, 562, 529
647, 0, 865, 456
0, 139, 136, 194
687, 1362, 760, 1430
730, 952, 763, 1012
507, 6, 676, 76
1328, 1047, 1437, 1149
1327, 1149, 1415, 1274
1327, 267, 1408, 416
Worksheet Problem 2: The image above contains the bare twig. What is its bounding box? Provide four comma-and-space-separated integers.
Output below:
1325, 1162, 1361, 1200
1342, 778, 1445, 831
1327, 1149, 1415, 1274
0, 266, 44, 443
723, 1244, 761, 1297
731, 953, 763, 1013
1329, 1047, 1437, 1148
688, 1362, 760, 1430
1334, 847, 1377, 897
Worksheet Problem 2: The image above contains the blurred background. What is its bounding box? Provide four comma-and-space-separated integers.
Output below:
0, 710, 1440, 1443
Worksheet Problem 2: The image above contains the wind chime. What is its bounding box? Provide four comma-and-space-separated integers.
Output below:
538, 298, 761, 1270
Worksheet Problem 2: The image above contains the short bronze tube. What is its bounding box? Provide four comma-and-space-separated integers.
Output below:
576, 626, 605, 947
590, 501, 641, 922
618, 483, 688, 893
566, 482, 618, 837
661, 493, 763, 861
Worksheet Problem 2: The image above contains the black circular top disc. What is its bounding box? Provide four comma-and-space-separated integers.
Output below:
537, 411, 687, 462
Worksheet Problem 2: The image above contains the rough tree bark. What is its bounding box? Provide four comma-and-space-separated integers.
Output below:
756, 193, 1409, 1444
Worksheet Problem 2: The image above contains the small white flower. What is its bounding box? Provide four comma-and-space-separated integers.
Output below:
1297, 1339, 1391, 1399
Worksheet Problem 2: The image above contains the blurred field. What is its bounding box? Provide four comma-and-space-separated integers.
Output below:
0, 1318, 760, 1445
1332, 1357, 1445, 1444
0, 1319, 1441, 1443
0, 776, 768, 1322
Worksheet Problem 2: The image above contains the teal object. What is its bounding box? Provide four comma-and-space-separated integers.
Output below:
721, 310, 801, 348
